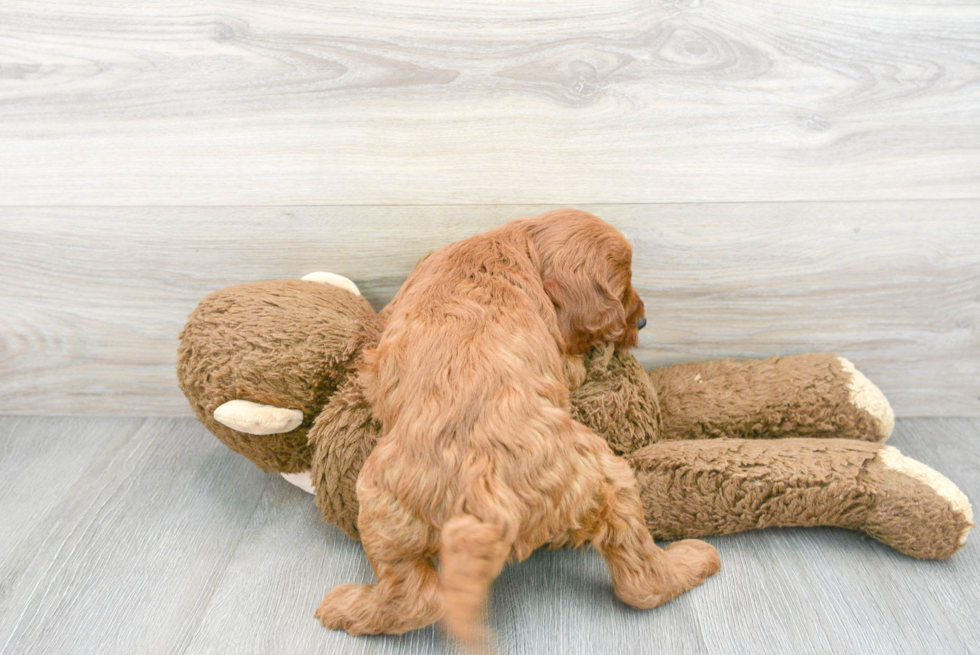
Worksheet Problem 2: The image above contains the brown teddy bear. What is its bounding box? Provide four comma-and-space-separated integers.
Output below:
177, 273, 972, 561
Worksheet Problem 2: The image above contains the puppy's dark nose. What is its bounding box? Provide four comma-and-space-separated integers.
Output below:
637, 317, 647, 330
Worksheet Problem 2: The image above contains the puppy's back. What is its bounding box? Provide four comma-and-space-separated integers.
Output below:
365, 228, 568, 435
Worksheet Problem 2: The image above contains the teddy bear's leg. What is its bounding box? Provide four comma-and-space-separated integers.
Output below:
309, 375, 383, 539
301, 271, 361, 296
648, 353, 894, 442
628, 438, 973, 559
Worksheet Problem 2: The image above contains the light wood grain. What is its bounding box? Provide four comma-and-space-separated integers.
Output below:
2, 0, 976, 648
182, 474, 454, 655
0, 0, 978, 205
0, 417, 142, 557
0, 417, 268, 655
184, 480, 709, 655
1, 202, 978, 417
1, 417, 976, 654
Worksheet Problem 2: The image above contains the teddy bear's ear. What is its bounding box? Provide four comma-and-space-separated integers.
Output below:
213, 399, 304, 435
301, 272, 361, 296
281, 470, 316, 495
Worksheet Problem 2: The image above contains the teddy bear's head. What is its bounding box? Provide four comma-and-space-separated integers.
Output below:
177, 279, 382, 473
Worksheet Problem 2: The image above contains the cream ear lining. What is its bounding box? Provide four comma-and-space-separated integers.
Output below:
214, 400, 303, 435
281, 470, 316, 495
300, 272, 361, 296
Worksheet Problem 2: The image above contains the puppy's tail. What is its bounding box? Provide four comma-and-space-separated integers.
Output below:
439, 514, 512, 651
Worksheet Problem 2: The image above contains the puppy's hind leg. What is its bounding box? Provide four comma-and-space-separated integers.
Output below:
586, 442, 721, 609
316, 492, 444, 635
316, 556, 443, 635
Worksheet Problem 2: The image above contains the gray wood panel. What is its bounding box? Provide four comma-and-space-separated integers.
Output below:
2, 202, 978, 417
0, 417, 268, 655
1, 417, 977, 654
183, 482, 709, 655
181, 474, 454, 655
0, 1, 978, 206
0, 417, 141, 558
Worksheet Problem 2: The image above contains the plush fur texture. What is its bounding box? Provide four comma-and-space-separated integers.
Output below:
630, 438, 973, 560
175, 269, 971, 562
175, 269, 972, 565
648, 355, 890, 443
314, 211, 719, 646
176, 280, 376, 472
311, 372, 383, 540
176, 285, 893, 480
308, 346, 973, 561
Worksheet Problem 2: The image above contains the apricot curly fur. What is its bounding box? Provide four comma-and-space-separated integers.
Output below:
315, 210, 719, 646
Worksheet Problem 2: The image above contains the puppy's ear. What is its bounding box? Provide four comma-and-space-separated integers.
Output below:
543, 260, 626, 355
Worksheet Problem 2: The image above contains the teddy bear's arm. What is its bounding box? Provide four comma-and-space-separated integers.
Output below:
628, 437, 972, 560
648, 353, 894, 443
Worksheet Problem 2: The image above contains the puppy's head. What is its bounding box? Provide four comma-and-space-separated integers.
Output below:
524, 210, 645, 355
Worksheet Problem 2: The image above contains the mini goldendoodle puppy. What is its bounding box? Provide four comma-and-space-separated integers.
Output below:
316, 209, 720, 646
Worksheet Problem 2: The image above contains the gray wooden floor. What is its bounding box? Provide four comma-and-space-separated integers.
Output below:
1, 417, 976, 655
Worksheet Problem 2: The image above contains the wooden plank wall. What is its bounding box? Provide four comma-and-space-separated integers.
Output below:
0, 1, 978, 417
2, 1, 979, 205
2, 204, 978, 416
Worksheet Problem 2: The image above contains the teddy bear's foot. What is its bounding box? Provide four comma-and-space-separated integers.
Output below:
864, 445, 973, 558
838, 357, 895, 441
301, 271, 361, 296
213, 399, 303, 435
281, 470, 316, 494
